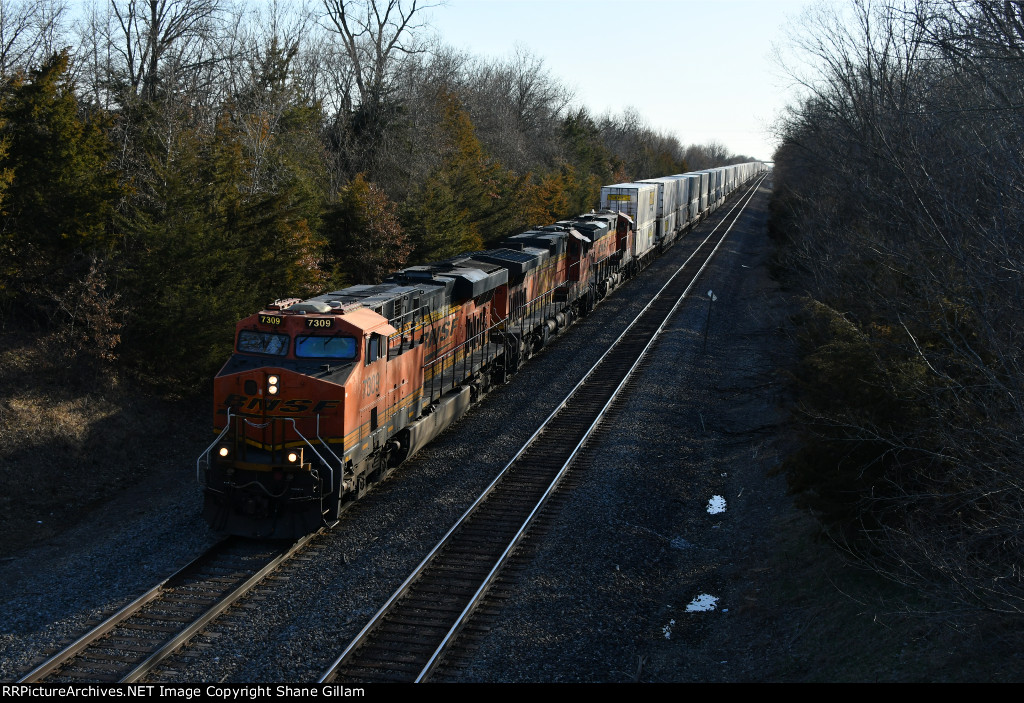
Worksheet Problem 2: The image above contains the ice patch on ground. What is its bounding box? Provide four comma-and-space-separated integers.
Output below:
707, 495, 726, 514
686, 594, 718, 612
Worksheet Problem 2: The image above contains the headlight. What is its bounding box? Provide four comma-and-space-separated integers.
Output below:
218, 445, 230, 458
287, 452, 299, 463
268, 384, 279, 395
267, 374, 279, 395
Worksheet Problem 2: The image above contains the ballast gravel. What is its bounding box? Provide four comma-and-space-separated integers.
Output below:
0, 180, 794, 683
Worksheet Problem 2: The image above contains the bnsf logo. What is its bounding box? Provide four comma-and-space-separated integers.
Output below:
420, 318, 456, 347
466, 313, 485, 348
220, 395, 341, 414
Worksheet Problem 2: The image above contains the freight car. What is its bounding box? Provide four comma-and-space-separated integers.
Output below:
198, 163, 766, 538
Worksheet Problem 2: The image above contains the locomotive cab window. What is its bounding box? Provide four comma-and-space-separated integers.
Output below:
365, 333, 385, 364
295, 335, 357, 360
237, 330, 289, 356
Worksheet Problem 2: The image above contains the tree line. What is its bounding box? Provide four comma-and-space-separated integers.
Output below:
0, 0, 750, 388
771, 0, 1024, 614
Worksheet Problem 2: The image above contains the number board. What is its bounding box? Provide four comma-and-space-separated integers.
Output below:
259, 314, 283, 326
305, 318, 334, 329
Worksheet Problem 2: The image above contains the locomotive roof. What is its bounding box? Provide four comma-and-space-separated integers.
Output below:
309, 283, 424, 308
571, 219, 610, 240
473, 246, 548, 277
575, 210, 618, 222
393, 258, 508, 302
507, 229, 570, 253
602, 182, 658, 190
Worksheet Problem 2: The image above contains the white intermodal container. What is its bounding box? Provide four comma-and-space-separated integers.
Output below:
667, 175, 692, 227
636, 177, 679, 219
683, 174, 701, 222
637, 177, 682, 245
698, 169, 720, 207
601, 182, 659, 258
690, 172, 710, 213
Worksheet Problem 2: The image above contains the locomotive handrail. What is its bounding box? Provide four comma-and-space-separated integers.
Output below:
196, 408, 339, 496
196, 408, 235, 486
315, 414, 345, 492
280, 417, 336, 495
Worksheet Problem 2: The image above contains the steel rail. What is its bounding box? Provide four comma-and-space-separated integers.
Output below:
18, 529, 322, 683
414, 172, 766, 682
319, 172, 767, 683
120, 529, 321, 682
17, 573, 186, 682
16, 537, 239, 683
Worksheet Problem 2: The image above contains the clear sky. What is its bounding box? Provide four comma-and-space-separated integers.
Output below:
425, 0, 810, 161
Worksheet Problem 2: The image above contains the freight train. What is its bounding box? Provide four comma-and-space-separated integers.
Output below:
198, 162, 766, 538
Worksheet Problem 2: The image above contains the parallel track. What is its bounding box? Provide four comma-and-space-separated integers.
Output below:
320, 174, 768, 684
17, 532, 320, 683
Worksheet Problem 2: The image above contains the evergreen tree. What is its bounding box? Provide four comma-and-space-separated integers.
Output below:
121, 112, 327, 387
559, 108, 614, 213
324, 173, 409, 284
402, 90, 525, 260
0, 51, 126, 316
520, 167, 572, 227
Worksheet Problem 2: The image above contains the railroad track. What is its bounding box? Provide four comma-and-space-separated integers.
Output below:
16, 532, 321, 683
320, 174, 768, 684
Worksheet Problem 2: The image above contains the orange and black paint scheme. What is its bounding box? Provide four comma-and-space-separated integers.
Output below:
200, 209, 643, 538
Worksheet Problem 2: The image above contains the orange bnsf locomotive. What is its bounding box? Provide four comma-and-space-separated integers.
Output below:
198, 163, 766, 538
198, 209, 632, 538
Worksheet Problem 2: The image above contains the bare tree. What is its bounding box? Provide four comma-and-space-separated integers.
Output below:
459, 47, 573, 172
682, 141, 731, 171
318, 0, 432, 111
317, 0, 435, 182
772, 0, 1024, 614
0, 0, 70, 78
95, 0, 227, 102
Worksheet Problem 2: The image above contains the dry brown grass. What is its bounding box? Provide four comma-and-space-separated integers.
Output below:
0, 330, 207, 555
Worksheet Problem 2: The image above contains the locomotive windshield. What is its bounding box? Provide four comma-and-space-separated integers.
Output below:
237, 330, 289, 355
295, 335, 357, 360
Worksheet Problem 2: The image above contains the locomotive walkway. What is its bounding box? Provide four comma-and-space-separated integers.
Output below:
320, 173, 768, 683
